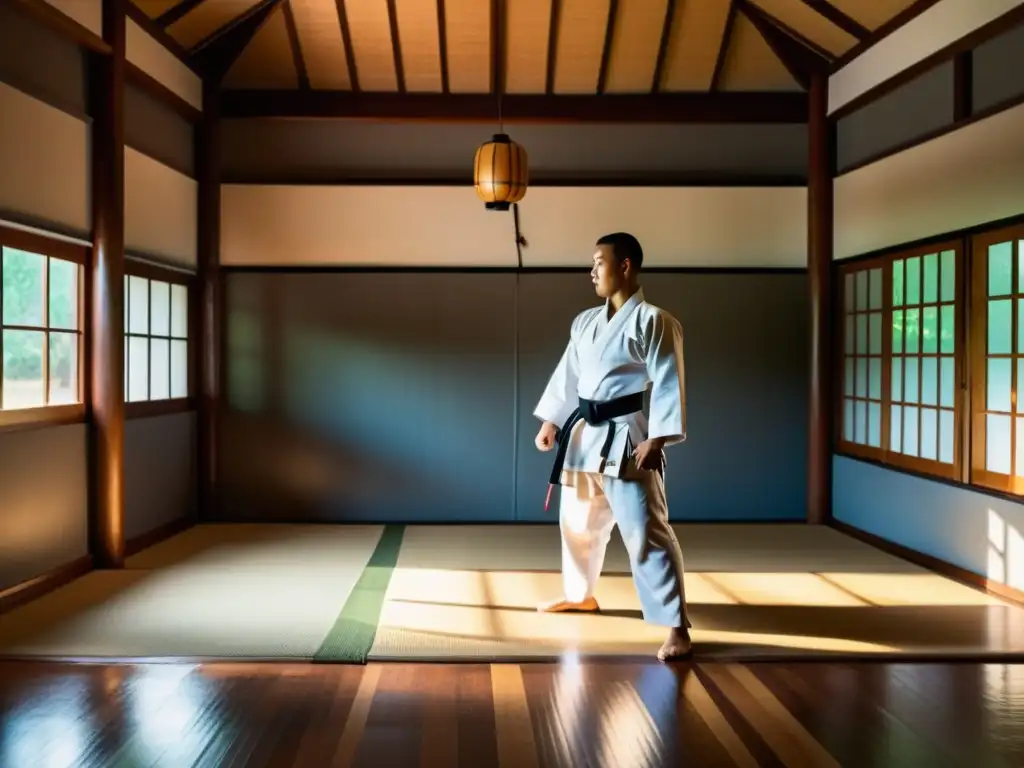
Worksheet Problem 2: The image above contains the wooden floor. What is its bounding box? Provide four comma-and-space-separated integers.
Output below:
1, 660, 1022, 766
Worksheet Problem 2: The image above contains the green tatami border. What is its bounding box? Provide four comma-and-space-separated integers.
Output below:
313, 524, 405, 663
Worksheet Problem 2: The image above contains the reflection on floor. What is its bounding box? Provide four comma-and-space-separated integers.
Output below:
0, 523, 1021, 662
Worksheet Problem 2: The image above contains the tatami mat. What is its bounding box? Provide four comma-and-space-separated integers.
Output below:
0, 524, 384, 659
368, 524, 1024, 661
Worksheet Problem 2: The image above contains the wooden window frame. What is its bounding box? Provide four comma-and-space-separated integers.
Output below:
123, 259, 196, 419
835, 239, 965, 482
0, 225, 88, 433
969, 222, 1024, 494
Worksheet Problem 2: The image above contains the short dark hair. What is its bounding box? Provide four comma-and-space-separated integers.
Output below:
596, 232, 643, 270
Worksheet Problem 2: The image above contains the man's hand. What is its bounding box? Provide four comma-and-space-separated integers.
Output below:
535, 421, 559, 451
632, 437, 666, 471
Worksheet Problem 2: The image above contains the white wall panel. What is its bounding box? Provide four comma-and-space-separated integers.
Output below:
126, 18, 202, 112
220, 185, 520, 267
125, 148, 197, 267
516, 187, 808, 267
835, 101, 1024, 259
42, 0, 101, 36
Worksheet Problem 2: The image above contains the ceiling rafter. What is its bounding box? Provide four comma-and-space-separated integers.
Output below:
741, 0, 830, 90
155, 0, 206, 29
711, 1, 739, 92
595, 0, 619, 95
436, 0, 449, 93
189, 0, 284, 84
491, 0, 504, 95
281, 0, 308, 89
544, 0, 561, 94
334, 0, 358, 91
650, 0, 677, 93
798, 0, 869, 40
386, 0, 405, 92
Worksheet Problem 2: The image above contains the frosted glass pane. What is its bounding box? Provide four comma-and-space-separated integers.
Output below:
905, 309, 920, 353
869, 312, 882, 354
1019, 299, 1024, 353
171, 284, 188, 338
903, 406, 919, 456
1020, 241, 1024, 293
149, 338, 169, 400
989, 241, 1013, 297
986, 413, 1012, 474
856, 358, 867, 397
920, 408, 937, 460
922, 307, 938, 353
868, 403, 881, 447
123, 336, 127, 392
892, 260, 904, 307
922, 253, 938, 303
890, 405, 903, 451
892, 310, 904, 353
869, 268, 883, 310
940, 356, 955, 408
892, 356, 903, 401
844, 399, 854, 441
855, 401, 867, 444
856, 315, 867, 354
906, 256, 921, 304
128, 276, 149, 334
1019, 359, 1024, 414
989, 300, 1012, 354
940, 304, 954, 354
171, 340, 187, 398
845, 315, 854, 351
844, 358, 854, 396
127, 336, 148, 401
856, 271, 868, 311
987, 357, 1012, 413
1017, 418, 1024, 477
939, 409, 954, 464
940, 249, 955, 302
920, 357, 937, 406
844, 273, 854, 309
904, 357, 919, 404
869, 358, 881, 400
124, 275, 129, 328
150, 281, 170, 336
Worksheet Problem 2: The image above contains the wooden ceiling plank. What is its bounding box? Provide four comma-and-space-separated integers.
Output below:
798, 0, 868, 40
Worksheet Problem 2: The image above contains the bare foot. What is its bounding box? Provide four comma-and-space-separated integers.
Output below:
537, 596, 601, 613
657, 627, 692, 662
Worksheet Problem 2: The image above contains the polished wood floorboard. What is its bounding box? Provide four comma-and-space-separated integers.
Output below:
1, 660, 1022, 767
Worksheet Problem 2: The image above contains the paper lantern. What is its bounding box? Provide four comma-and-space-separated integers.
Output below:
473, 133, 528, 210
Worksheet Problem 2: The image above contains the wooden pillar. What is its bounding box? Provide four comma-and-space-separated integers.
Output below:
807, 71, 834, 524
88, 0, 126, 566
196, 86, 221, 521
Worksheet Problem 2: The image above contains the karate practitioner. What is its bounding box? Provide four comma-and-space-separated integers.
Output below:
533, 232, 692, 661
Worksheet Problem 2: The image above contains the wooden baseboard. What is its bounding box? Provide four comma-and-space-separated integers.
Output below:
0, 556, 93, 615
830, 519, 1024, 608
125, 515, 195, 557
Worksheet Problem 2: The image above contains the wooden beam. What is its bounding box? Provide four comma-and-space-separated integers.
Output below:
190, 0, 283, 84
8, 0, 110, 54
122, 0, 202, 77
155, 0, 208, 28
798, 0, 869, 40
596, 0, 619, 94
544, 0, 560, 94
336, 0, 359, 91
710, 1, 738, 91
742, 1, 830, 90
88, 0, 127, 568
490, 0, 504, 95
829, 0, 943, 73
807, 70, 833, 525
218, 90, 809, 122
953, 50, 973, 122
386, 0, 404, 92
651, 0, 677, 93
282, 0, 309, 89
195, 86, 221, 522
436, 0, 449, 92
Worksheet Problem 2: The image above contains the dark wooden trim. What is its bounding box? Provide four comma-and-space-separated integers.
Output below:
596, 0, 618, 95
436, 0, 449, 93
741, 1, 829, 90
125, 61, 201, 124
219, 172, 809, 187
126, 397, 195, 419
836, 90, 1024, 177
831, 519, 1024, 608
743, 0, 832, 61
196, 87, 221, 523
650, 0, 676, 93
0, 556, 92, 615
0, 224, 89, 265
0, 404, 86, 433
123, 140, 195, 180
829, 0, 943, 73
798, 0, 868, 40
544, 0, 559, 94
220, 265, 807, 275
807, 71, 833, 525
282, 0, 309, 90
828, 2, 1024, 121
385, 0, 404, 92
710, 1, 737, 91
122, 0, 202, 78
7, 0, 110, 54
125, 516, 194, 557
155, 0, 208, 29
218, 89, 809, 122
953, 50, 973, 122
335, 0, 359, 92
191, 0, 283, 84
88, 0, 127, 570
124, 258, 197, 285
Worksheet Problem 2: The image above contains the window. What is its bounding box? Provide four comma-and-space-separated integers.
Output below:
838, 242, 963, 480
0, 231, 84, 420
970, 224, 1024, 493
123, 269, 190, 408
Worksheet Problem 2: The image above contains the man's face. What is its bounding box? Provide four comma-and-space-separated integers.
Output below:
591, 244, 626, 298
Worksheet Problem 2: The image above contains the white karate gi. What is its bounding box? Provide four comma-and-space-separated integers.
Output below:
534, 288, 690, 628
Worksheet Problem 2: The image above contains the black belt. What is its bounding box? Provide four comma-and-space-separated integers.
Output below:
548, 391, 645, 486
